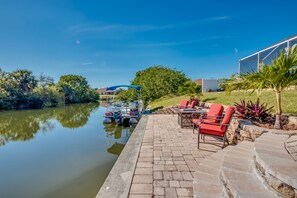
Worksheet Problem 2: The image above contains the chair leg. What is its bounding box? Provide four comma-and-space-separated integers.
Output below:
222, 135, 226, 148
193, 123, 195, 133
197, 129, 200, 149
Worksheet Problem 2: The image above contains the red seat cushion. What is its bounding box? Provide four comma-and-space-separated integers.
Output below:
199, 123, 224, 135
192, 118, 200, 125
200, 129, 225, 137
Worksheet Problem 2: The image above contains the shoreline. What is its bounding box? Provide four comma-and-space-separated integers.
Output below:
96, 115, 149, 198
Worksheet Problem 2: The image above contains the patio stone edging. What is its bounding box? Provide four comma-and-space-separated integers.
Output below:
96, 116, 148, 198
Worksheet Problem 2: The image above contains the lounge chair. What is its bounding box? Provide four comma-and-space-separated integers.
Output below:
192, 104, 224, 133
196, 106, 235, 148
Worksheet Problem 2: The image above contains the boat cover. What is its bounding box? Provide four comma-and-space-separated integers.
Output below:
106, 85, 141, 90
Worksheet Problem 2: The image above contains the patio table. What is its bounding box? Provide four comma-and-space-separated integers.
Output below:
177, 109, 204, 128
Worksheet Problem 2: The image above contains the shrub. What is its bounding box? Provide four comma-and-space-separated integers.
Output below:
234, 99, 248, 118
247, 99, 273, 122
234, 99, 273, 122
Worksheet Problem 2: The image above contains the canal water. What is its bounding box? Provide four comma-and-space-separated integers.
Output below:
0, 103, 134, 198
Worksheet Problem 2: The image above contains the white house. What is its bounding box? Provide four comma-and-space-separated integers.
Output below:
194, 78, 220, 93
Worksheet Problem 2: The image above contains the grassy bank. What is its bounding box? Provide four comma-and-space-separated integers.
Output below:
149, 90, 297, 114
100, 95, 118, 100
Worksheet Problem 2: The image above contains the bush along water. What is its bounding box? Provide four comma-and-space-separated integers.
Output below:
0, 69, 99, 110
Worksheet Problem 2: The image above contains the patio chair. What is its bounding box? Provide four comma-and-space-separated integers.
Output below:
189, 100, 196, 109
178, 99, 189, 109
192, 104, 224, 133
196, 106, 235, 149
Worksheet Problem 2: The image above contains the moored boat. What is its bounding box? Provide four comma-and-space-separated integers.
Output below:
103, 85, 143, 126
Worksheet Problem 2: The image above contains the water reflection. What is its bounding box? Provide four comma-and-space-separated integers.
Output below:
0, 103, 99, 146
0, 103, 136, 198
103, 122, 134, 156
55, 104, 98, 128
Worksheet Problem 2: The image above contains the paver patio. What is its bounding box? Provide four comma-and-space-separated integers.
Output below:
129, 114, 222, 198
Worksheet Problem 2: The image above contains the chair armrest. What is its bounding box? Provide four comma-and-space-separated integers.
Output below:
199, 121, 221, 125
199, 115, 224, 123
198, 120, 230, 126
200, 115, 223, 119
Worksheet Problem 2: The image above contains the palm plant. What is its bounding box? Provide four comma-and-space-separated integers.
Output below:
224, 46, 297, 129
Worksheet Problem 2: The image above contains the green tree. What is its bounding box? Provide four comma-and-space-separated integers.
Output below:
33, 86, 62, 108
117, 88, 137, 101
178, 80, 201, 95
223, 46, 297, 129
9, 69, 37, 93
38, 73, 54, 89
128, 65, 189, 102
0, 69, 40, 109
57, 75, 99, 103
0, 69, 97, 110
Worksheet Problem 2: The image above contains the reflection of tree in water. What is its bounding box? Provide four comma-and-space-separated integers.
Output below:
103, 123, 134, 156
0, 109, 55, 146
107, 143, 125, 156
0, 103, 99, 146
55, 103, 99, 128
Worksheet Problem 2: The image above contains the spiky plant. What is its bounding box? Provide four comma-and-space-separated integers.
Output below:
246, 99, 272, 122
234, 99, 249, 118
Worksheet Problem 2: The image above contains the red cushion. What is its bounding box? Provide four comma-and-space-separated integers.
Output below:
189, 100, 196, 108
206, 104, 224, 122
192, 119, 201, 125
221, 106, 235, 125
179, 99, 189, 108
200, 123, 224, 132
192, 104, 223, 125
199, 123, 224, 136
105, 112, 113, 116
200, 128, 225, 137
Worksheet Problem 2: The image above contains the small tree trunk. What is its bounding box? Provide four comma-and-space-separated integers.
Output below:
274, 91, 283, 129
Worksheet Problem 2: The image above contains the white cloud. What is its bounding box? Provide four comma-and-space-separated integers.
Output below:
130, 36, 222, 47
70, 15, 232, 34
81, 62, 93, 66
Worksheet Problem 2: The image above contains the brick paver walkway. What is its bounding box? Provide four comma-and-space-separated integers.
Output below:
129, 114, 222, 198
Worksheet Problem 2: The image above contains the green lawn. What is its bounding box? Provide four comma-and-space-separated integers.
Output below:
149, 90, 297, 114
100, 94, 118, 100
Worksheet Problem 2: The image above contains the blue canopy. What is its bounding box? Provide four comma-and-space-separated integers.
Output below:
106, 85, 141, 91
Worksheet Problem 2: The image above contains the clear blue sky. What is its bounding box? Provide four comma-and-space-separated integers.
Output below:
1, 0, 296, 88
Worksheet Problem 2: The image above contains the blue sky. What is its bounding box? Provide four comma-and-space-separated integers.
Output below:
0, 0, 297, 88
